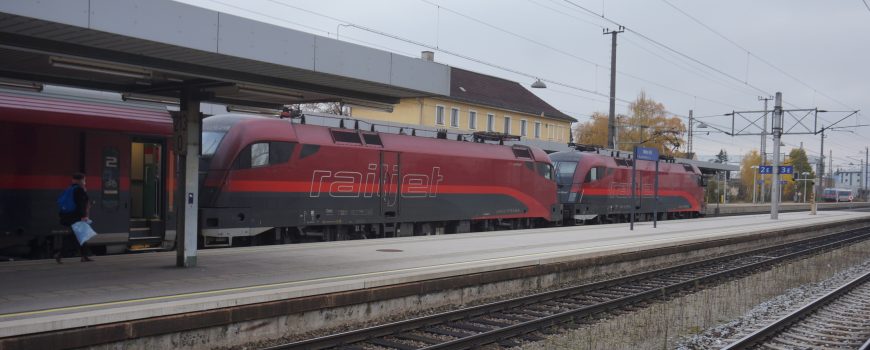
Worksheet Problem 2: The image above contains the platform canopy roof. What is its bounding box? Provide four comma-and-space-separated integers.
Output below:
0, 0, 450, 109
677, 158, 740, 174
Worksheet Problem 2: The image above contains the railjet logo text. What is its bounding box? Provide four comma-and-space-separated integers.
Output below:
309, 163, 443, 199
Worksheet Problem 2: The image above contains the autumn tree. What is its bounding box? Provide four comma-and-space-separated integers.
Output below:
573, 112, 616, 148
781, 148, 815, 202
575, 92, 686, 157
739, 150, 765, 202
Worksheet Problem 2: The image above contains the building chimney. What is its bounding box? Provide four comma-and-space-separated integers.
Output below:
421, 51, 435, 62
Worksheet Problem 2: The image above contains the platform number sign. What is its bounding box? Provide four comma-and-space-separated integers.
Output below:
758, 166, 773, 174
778, 165, 793, 174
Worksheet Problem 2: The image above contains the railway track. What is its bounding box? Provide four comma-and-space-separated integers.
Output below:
722, 269, 870, 350
264, 228, 870, 350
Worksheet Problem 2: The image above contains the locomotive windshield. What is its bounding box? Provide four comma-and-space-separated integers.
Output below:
202, 131, 226, 157
554, 161, 578, 185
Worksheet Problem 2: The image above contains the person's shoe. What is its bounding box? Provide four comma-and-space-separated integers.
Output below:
81, 256, 93, 262
54, 252, 62, 264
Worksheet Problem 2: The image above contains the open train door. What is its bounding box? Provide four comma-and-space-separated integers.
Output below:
380, 151, 401, 219
128, 139, 166, 251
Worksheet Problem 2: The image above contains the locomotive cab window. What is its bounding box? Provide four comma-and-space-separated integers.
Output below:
584, 166, 606, 183
536, 162, 553, 180
251, 143, 269, 167
202, 131, 227, 157
554, 161, 577, 185
235, 142, 296, 169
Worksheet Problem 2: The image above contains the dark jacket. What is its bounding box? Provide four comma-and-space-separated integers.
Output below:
59, 185, 89, 227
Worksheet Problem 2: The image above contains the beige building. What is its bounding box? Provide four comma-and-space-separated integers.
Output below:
351, 67, 576, 151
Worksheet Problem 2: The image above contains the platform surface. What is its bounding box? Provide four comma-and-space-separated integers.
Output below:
1, 209, 869, 337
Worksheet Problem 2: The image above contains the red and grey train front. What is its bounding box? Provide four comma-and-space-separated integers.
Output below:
549, 149, 706, 224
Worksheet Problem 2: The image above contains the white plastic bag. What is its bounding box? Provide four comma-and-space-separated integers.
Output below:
71, 221, 97, 245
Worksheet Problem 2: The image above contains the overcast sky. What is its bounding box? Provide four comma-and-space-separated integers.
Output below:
176, 0, 869, 169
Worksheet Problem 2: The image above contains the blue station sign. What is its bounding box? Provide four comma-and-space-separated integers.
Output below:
778, 165, 793, 174
634, 147, 659, 161
758, 165, 773, 174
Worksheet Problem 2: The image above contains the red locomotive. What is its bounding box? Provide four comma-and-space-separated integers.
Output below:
549, 147, 706, 225
199, 114, 562, 246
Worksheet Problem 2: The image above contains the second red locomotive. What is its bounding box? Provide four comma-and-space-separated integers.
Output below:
549, 147, 706, 225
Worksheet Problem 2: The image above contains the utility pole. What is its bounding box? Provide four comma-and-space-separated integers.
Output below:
604, 26, 624, 150
771, 92, 783, 219
759, 96, 773, 203
818, 126, 825, 199
829, 150, 833, 188
687, 110, 694, 158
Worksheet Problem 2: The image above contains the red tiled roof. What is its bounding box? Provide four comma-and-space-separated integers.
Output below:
449, 68, 575, 122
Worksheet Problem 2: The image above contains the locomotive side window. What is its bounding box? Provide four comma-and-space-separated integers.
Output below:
536, 162, 553, 180
251, 143, 270, 167
300, 144, 320, 159
584, 167, 607, 183
235, 142, 295, 169
269, 142, 295, 164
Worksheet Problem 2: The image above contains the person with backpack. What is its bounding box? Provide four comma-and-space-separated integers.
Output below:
56, 173, 93, 263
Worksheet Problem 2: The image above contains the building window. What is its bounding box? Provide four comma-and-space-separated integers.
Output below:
503, 116, 511, 134
468, 110, 477, 130
450, 107, 459, 128
520, 120, 528, 137
534, 122, 541, 138
487, 113, 494, 132
435, 105, 445, 125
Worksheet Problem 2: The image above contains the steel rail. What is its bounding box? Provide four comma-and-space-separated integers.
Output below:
722, 269, 870, 350
265, 228, 870, 350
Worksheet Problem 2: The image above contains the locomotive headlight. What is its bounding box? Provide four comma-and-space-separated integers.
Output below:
568, 192, 577, 202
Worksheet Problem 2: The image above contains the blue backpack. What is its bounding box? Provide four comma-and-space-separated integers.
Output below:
57, 185, 78, 214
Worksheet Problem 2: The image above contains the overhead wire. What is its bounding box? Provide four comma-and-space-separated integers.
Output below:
262, 0, 636, 103
558, 0, 822, 110
658, 0, 858, 111
527, 0, 761, 109
211, 0, 861, 157
417, 0, 747, 114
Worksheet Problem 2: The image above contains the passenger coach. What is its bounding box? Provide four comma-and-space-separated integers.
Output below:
0, 88, 174, 258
